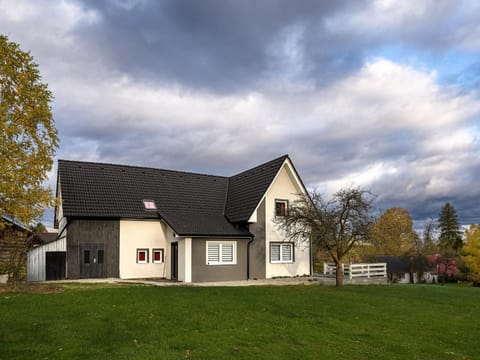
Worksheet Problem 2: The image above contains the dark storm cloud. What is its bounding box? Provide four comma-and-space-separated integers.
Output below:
74, 0, 368, 92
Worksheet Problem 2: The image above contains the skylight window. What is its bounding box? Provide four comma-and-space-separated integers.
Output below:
143, 199, 157, 210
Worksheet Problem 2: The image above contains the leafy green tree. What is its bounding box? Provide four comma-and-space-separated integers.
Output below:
278, 188, 375, 286
0, 35, 58, 282
369, 208, 417, 256
461, 224, 480, 284
437, 202, 463, 251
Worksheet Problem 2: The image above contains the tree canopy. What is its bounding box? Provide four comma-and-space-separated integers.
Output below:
461, 224, 480, 283
369, 207, 417, 256
437, 202, 463, 251
278, 188, 375, 286
0, 35, 58, 226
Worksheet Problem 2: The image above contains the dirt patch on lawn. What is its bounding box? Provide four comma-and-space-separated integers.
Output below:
0, 283, 65, 294
0, 281, 145, 294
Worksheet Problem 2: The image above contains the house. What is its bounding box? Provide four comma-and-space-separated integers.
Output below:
27, 155, 311, 282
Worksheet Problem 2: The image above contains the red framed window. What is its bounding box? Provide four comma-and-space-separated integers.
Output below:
153, 249, 164, 263
137, 249, 148, 264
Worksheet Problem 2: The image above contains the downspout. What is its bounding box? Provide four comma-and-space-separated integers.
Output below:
247, 235, 254, 280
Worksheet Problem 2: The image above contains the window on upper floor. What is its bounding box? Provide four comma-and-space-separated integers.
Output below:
275, 199, 288, 217
206, 241, 237, 265
270, 242, 294, 263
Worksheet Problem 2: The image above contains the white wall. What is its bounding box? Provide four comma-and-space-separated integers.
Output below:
264, 163, 310, 278
56, 186, 67, 232
177, 237, 192, 282
119, 220, 173, 279
27, 238, 66, 282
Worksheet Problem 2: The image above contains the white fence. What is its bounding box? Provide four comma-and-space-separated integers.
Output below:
323, 262, 387, 279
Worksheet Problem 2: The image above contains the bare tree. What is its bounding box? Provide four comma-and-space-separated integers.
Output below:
278, 188, 375, 286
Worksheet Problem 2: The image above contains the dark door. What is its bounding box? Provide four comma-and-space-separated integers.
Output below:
80, 244, 106, 278
46, 252, 66, 280
171, 242, 178, 280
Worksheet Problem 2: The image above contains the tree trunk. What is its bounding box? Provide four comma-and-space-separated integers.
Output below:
335, 261, 344, 287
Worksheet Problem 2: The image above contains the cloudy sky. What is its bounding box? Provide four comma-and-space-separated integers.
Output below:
1, 0, 480, 228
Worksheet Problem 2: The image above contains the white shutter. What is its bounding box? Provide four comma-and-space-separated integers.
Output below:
281, 244, 292, 262
271, 244, 280, 262
207, 243, 220, 263
221, 243, 234, 263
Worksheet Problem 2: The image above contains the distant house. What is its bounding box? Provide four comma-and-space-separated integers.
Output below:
27, 155, 311, 282
374, 256, 431, 284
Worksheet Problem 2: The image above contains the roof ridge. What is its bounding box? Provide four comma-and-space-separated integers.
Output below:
229, 154, 289, 178
58, 159, 228, 179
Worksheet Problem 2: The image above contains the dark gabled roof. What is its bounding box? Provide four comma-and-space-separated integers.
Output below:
375, 256, 430, 273
57, 160, 250, 237
225, 155, 288, 223
1, 216, 31, 234
28, 232, 58, 246
57, 155, 293, 237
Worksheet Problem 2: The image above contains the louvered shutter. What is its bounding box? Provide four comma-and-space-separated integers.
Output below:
271, 244, 280, 262
221, 243, 234, 263
207, 243, 220, 263
281, 244, 292, 262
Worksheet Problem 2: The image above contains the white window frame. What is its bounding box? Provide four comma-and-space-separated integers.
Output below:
270, 242, 294, 263
152, 248, 164, 264
206, 241, 237, 265
137, 248, 149, 264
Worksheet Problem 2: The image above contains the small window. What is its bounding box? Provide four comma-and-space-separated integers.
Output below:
270, 243, 294, 263
206, 241, 236, 265
143, 199, 157, 210
275, 200, 288, 217
153, 249, 164, 263
84, 250, 90, 264
97, 250, 104, 264
137, 249, 149, 264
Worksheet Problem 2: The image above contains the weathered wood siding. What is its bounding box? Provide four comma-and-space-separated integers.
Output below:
67, 219, 119, 279
0, 224, 30, 280
27, 238, 66, 282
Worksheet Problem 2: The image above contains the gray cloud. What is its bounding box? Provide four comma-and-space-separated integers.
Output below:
2, 0, 480, 228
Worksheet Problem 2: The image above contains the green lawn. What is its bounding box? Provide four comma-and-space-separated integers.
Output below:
0, 284, 479, 359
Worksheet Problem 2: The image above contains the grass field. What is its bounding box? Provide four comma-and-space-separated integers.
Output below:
0, 283, 479, 359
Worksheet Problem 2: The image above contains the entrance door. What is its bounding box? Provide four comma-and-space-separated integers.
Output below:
80, 244, 106, 278
46, 252, 66, 280
171, 242, 178, 280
